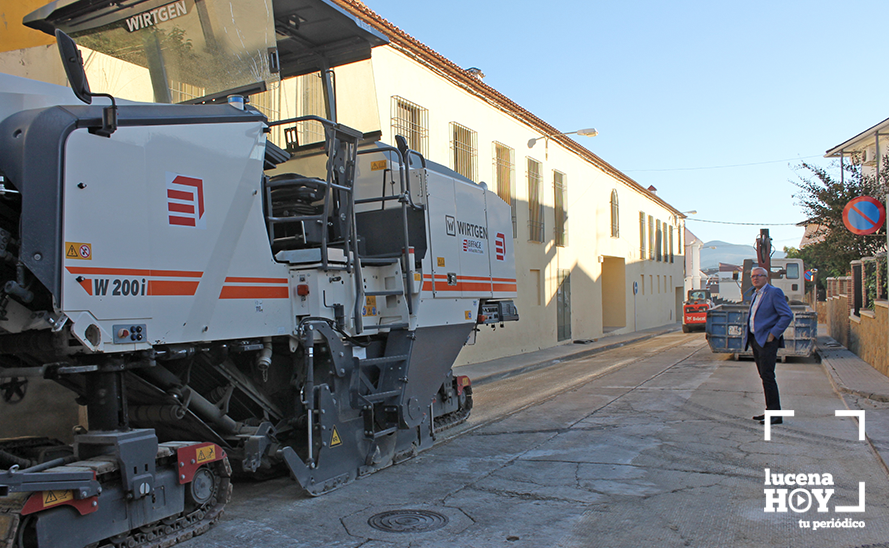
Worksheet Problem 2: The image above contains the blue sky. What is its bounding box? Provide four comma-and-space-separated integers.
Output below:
361, 0, 889, 250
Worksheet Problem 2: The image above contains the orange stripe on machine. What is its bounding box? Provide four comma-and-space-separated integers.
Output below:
65, 267, 203, 297
421, 274, 517, 293
219, 286, 289, 299
219, 278, 289, 299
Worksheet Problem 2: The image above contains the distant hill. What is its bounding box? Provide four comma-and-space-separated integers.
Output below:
699, 240, 785, 271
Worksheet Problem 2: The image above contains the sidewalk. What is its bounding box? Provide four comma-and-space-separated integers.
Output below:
816, 325, 889, 403
453, 323, 681, 385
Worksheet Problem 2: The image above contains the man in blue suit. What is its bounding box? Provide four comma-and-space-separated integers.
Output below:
742, 266, 794, 425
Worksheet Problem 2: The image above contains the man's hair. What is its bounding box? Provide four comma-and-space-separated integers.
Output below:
751, 266, 768, 276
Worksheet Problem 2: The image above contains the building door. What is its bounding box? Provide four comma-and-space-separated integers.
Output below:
601, 257, 627, 331
557, 269, 571, 341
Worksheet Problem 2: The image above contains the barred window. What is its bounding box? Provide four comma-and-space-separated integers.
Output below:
669, 225, 674, 263
648, 216, 655, 260
450, 122, 478, 181
528, 157, 544, 242
281, 72, 326, 151
169, 81, 205, 104
251, 81, 283, 147
493, 142, 517, 238
656, 220, 663, 262
639, 212, 647, 258
610, 189, 619, 238
554, 171, 568, 247
391, 96, 428, 156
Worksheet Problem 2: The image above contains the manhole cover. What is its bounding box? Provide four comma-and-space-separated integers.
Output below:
367, 509, 449, 533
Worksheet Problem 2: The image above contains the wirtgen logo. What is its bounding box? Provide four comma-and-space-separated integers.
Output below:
762, 410, 866, 530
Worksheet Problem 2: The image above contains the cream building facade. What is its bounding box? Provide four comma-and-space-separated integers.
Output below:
0, 0, 687, 364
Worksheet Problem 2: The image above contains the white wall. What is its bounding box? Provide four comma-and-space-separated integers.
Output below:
351, 47, 684, 363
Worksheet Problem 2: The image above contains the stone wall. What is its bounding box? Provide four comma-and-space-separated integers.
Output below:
827, 296, 851, 348
816, 301, 827, 324
850, 301, 888, 376
825, 296, 888, 378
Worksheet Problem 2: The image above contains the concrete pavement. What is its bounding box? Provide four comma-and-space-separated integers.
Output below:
454, 324, 682, 385
460, 322, 889, 474
184, 324, 889, 547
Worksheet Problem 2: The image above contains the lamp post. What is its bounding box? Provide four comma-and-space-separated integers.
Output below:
527, 128, 598, 160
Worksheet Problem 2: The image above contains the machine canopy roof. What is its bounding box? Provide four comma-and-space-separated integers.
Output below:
25, 0, 388, 99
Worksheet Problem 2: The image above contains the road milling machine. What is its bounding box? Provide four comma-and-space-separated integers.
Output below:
0, 0, 518, 546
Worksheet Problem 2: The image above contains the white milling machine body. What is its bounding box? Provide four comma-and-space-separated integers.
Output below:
0, 0, 517, 546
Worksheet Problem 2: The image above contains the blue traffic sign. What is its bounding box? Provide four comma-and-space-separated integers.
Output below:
843, 196, 885, 235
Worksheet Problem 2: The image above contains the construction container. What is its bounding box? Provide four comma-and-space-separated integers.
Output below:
705, 304, 816, 360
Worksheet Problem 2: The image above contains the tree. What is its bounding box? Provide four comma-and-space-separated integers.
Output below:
793, 160, 887, 289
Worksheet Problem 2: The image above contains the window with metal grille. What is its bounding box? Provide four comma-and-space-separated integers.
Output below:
281, 72, 326, 151
639, 212, 647, 258
610, 189, 619, 238
169, 81, 205, 104
250, 81, 283, 148
648, 216, 655, 260
656, 220, 663, 261
450, 122, 478, 181
554, 171, 568, 247
528, 158, 544, 242
391, 96, 428, 156
493, 142, 517, 238
669, 225, 674, 263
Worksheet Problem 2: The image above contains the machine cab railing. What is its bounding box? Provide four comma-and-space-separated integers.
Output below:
264, 118, 427, 334
265, 115, 361, 274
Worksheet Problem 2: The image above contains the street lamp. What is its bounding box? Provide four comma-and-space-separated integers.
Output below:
527, 128, 598, 159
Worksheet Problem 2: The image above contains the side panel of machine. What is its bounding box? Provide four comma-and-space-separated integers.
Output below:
61, 122, 293, 350
484, 190, 518, 299
424, 168, 461, 298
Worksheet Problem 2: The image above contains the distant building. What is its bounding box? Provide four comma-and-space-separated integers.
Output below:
824, 116, 889, 180
684, 227, 706, 292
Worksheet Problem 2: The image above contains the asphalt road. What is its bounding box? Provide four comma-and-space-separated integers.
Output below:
183, 332, 889, 547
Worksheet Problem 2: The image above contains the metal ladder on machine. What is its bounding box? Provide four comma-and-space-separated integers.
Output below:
350, 137, 427, 440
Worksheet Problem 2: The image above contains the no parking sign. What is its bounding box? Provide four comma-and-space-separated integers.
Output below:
842, 196, 885, 235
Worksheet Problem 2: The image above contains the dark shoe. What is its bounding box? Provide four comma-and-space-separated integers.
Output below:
760, 417, 783, 425
752, 414, 765, 421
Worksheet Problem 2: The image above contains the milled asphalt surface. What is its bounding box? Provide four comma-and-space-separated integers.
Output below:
456, 323, 889, 472
185, 323, 889, 547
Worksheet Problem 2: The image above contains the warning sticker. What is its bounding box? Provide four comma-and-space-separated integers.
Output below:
437, 257, 446, 267
43, 490, 73, 507
330, 426, 342, 447
362, 296, 378, 317
195, 445, 216, 464
465, 311, 472, 320
65, 242, 92, 260
371, 160, 388, 171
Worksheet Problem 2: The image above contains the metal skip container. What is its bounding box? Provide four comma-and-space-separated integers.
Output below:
705, 304, 817, 360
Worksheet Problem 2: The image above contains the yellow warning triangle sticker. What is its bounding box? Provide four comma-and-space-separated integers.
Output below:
44, 491, 59, 504
66, 245, 78, 258
330, 426, 342, 447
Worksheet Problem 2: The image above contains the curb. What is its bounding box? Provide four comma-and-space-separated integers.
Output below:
815, 343, 889, 404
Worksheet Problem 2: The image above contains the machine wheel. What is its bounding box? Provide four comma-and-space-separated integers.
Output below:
681, 325, 690, 333
187, 467, 217, 507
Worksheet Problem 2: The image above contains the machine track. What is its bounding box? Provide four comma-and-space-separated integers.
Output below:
433, 390, 472, 434
0, 443, 231, 548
